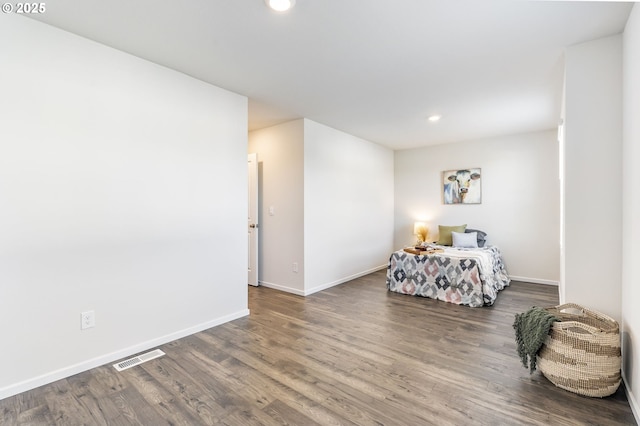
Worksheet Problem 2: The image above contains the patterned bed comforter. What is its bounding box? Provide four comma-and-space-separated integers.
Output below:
386, 246, 510, 307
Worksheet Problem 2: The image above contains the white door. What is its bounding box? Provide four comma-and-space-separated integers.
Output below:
248, 153, 259, 286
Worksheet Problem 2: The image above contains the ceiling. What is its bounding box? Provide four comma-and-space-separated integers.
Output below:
28, 1, 633, 150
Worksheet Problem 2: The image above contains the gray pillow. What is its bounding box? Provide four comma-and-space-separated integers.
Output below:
465, 228, 487, 247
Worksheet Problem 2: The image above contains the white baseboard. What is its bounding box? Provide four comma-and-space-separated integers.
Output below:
623, 373, 640, 423
303, 264, 388, 296
259, 264, 388, 297
509, 275, 559, 286
0, 309, 250, 401
262, 271, 557, 293
259, 281, 305, 296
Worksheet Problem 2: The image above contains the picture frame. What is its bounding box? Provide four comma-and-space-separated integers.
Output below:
442, 168, 481, 204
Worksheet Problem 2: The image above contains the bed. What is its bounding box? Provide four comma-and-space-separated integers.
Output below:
386, 244, 510, 307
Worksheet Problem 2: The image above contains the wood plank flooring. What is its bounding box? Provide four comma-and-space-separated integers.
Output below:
1, 270, 636, 425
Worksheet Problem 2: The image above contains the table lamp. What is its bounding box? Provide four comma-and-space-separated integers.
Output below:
413, 222, 428, 245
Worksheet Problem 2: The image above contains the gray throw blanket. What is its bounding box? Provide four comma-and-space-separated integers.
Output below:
513, 306, 558, 373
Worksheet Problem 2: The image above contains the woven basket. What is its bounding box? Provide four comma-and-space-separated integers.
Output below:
536, 303, 621, 398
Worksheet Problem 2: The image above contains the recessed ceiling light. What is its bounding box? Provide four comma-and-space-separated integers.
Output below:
428, 115, 442, 122
265, 0, 296, 12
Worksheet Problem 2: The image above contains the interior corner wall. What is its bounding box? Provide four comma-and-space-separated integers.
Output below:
563, 34, 623, 323
303, 120, 395, 295
394, 130, 560, 285
0, 16, 248, 399
622, 3, 640, 419
248, 120, 305, 294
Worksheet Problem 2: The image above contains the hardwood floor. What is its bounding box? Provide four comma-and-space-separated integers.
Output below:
1, 270, 636, 425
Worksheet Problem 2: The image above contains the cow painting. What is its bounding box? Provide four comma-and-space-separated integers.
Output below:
443, 168, 481, 204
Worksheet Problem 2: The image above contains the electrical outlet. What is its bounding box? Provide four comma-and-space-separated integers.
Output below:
81, 310, 95, 330
292, 262, 298, 273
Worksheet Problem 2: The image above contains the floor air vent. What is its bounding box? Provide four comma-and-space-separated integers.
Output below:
113, 349, 165, 372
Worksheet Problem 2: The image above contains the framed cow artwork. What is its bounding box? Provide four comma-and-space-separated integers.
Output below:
442, 168, 482, 204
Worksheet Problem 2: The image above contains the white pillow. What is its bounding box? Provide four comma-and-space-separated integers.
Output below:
452, 231, 478, 248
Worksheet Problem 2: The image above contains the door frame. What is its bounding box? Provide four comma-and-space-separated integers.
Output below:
248, 153, 259, 286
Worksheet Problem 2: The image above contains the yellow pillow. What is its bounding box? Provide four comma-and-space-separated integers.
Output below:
437, 224, 467, 246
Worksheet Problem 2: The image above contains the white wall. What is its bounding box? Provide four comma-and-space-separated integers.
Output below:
562, 35, 622, 323
394, 130, 560, 285
622, 3, 640, 419
0, 16, 248, 399
304, 120, 395, 294
248, 120, 305, 293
